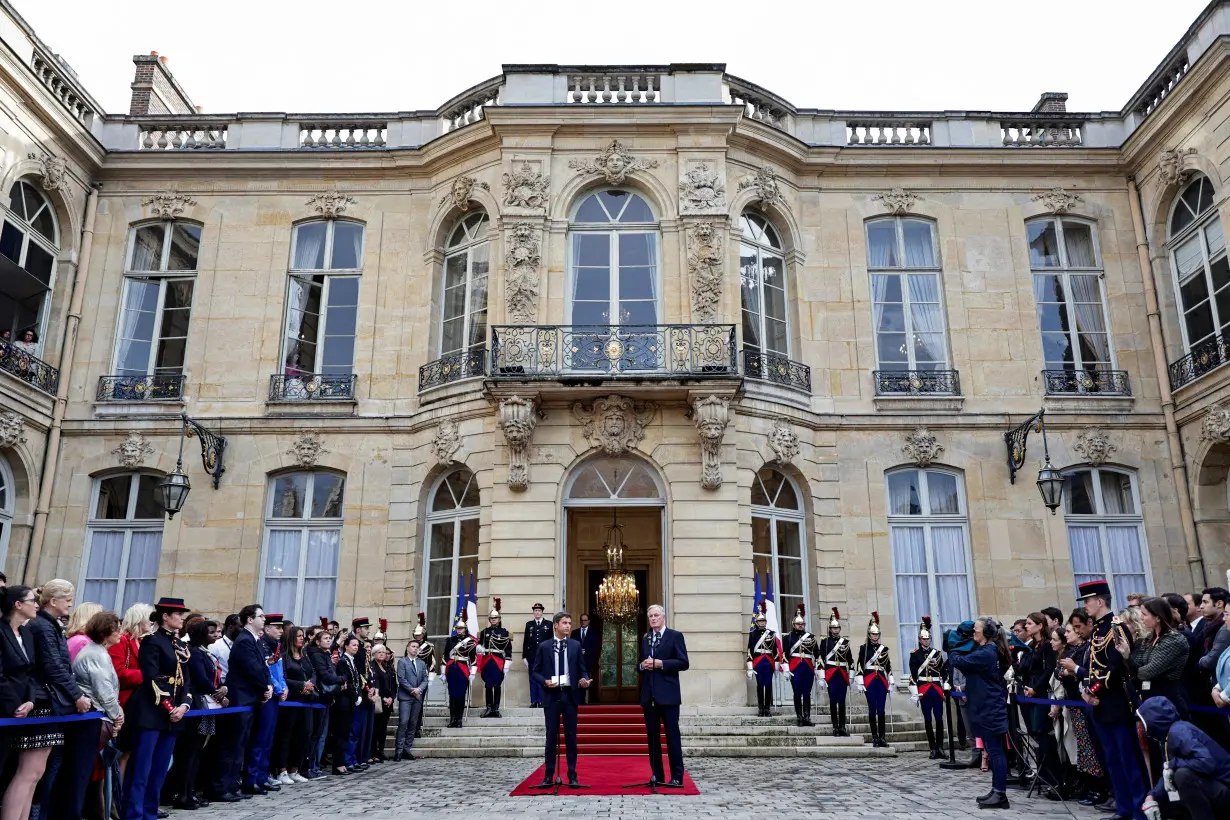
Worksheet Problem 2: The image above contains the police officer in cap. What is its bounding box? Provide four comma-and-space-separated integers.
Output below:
782, 604, 820, 726
478, 598, 511, 718
522, 603, 551, 708
819, 607, 854, 736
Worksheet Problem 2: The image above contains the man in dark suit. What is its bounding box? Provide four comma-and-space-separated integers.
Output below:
214, 604, 273, 800
638, 603, 689, 786
530, 611, 591, 786
577, 613, 600, 704
522, 603, 551, 707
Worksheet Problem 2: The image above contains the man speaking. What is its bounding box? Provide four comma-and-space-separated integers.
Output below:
530, 611, 590, 787
639, 604, 689, 786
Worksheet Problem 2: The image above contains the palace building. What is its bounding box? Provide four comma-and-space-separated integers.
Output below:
3, 0, 1230, 707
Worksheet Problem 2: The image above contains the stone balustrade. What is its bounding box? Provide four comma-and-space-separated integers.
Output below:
440, 78, 501, 132
138, 120, 229, 150
32, 52, 94, 124
1000, 117, 1085, 147
1135, 52, 1191, 118
726, 76, 790, 127
846, 120, 932, 145
299, 120, 388, 148
568, 72, 660, 104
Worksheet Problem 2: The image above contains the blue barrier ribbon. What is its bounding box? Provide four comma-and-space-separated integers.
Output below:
1015, 694, 1089, 709
0, 700, 327, 727
181, 701, 326, 718
0, 711, 103, 727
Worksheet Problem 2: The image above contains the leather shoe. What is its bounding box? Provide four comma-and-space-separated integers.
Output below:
568, 777, 580, 787
240, 784, 267, 796
393, 752, 402, 762
332, 767, 350, 775
976, 789, 995, 804
157, 812, 169, 819
537, 779, 553, 788
172, 798, 199, 811
978, 791, 1009, 810
216, 793, 242, 803
667, 778, 684, 787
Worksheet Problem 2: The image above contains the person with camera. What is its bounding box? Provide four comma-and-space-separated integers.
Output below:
950, 617, 1012, 810
1138, 695, 1230, 820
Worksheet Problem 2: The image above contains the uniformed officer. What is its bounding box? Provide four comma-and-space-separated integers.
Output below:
412, 613, 436, 739
522, 603, 551, 708
444, 614, 477, 728
478, 598, 512, 718
782, 604, 820, 726
746, 605, 781, 717
908, 615, 949, 758
857, 611, 894, 748
819, 607, 853, 737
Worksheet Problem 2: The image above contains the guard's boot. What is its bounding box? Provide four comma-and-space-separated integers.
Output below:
924, 721, 936, 757
880, 713, 891, 747
491, 686, 502, 718
934, 721, 945, 759
802, 697, 814, 726
755, 686, 765, 716
793, 695, 804, 726
829, 701, 840, 736
480, 687, 493, 717
838, 701, 848, 737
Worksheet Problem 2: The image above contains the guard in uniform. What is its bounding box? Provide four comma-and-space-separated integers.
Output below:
782, 604, 820, 726
478, 598, 512, 718
412, 613, 436, 739
522, 603, 551, 707
908, 616, 949, 758
857, 611, 894, 747
746, 606, 781, 717
444, 614, 477, 728
819, 607, 853, 737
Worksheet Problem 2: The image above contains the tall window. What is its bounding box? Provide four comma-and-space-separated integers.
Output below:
570, 190, 658, 328
1168, 175, 1228, 354
887, 467, 974, 667
82, 473, 165, 612
113, 222, 201, 385
0, 179, 58, 351
422, 469, 479, 640
1028, 217, 1113, 375
1065, 467, 1151, 607
751, 468, 807, 627
740, 212, 788, 365
282, 220, 363, 378
261, 471, 345, 623
440, 213, 489, 357
867, 217, 948, 372
0, 454, 12, 568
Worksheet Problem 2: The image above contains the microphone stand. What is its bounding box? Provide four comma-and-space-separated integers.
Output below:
623, 635, 683, 793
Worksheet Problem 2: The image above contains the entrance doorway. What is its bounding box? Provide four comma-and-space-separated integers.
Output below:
587, 568, 647, 702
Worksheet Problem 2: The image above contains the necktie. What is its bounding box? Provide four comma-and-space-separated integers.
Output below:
651, 631, 659, 656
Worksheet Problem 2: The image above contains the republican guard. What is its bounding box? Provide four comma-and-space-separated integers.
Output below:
782, 604, 820, 726
908, 616, 949, 758
819, 607, 854, 736
478, 598, 512, 718
857, 611, 893, 747
746, 604, 782, 717
443, 612, 477, 728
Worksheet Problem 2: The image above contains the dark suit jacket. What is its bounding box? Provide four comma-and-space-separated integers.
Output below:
227, 629, 271, 706
530, 637, 589, 702
0, 623, 38, 716
523, 618, 552, 662
26, 608, 84, 714
638, 628, 689, 707
576, 626, 600, 673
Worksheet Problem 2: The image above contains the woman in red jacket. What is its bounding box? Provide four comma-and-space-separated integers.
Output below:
108, 603, 154, 785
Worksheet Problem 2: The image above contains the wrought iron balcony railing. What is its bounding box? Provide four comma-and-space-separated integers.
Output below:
1042, 369, 1131, 396
873, 369, 961, 396
269, 373, 357, 402
742, 349, 811, 393
418, 348, 486, 392
97, 374, 186, 402
491, 324, 737, 380
1169, 335, 1230, 391
0, 342, 59, 395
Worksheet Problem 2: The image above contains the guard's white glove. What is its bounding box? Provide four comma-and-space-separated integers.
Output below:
782, 670, 792, 680
746, 670, 755, 679
477, 645, 486, 654
523, 659, 529, 668
908, 684, 919, 699
857, 680, 866, 694
1142, 798, 1162, 820
889, 675, 895, 688
910, 695, 920, 707
942, 681, 951, 692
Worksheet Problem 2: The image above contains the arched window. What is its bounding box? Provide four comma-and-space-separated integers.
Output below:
1064, 467, 1151, 607
422, 468, 479, 640
82, 472, 165, 612
866, 217, 949, 379
565, 455, 663, 502
261, 471, 345, 623
0, 454, 12, 568
440, 213, 489, 358
740, 213, 789, 378
1168, 175, 1228, 358
0, 179, 59, 353
886, 467, 974, 667
751, 467, 807, 628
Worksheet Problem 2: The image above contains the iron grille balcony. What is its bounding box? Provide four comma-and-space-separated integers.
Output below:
742, 349, 811, 393
269, 373, 356, 402
418, 348, 486, 392
1169, 335, 1230, 391
1042, 368, 1131, 396
873, 369, 961, 396
0, 341, 58, 395
97, 374, 186, 402
491, 324, 737, 379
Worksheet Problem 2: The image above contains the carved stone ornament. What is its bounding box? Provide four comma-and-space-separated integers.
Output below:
0, 410, 26, 449
286, 433, 329, 468
143, 191, 198, 221
502, 163, 550, 210
431, 419, 462, 465
572, 395, 657, 456
440, 175, 489, 212
1203, 403, 1230, 442
692, 395, 731, 490
306, 190, 356, 220
687, 222, 724, 323
902, 427, 943, 468
1073, 427, 1116, 467
767, 419, 800, 465
1158, 147, 1199, 187
112, 432, 155, 469
679, 161, 727, 214
28, 152, 67, 191
497, 395, 539, 491
873, 186, 919, 215
1032, 187, 1083, 215
569, 140, 659, 185
737, 165, 783, 209
505, 222, 541, 324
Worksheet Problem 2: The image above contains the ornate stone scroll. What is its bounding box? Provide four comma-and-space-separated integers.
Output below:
497, 395, 539, 491
572, 395, 656, 455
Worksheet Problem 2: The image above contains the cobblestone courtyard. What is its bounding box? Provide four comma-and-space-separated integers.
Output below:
187, 754, 1105, 819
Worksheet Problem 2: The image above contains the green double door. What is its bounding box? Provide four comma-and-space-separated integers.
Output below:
586, 569, 648, 703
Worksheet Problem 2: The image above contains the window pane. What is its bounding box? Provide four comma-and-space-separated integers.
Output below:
901, 219, 935, 267
1207, 219, 1226, 257
301, 577, 337, 623
752, 515, 771, 555
774, 477, 799, 510
271, 474, 308, 518
330, 222, 363, 269
126, 530, 162, 605
305, 529, 341, 577
777, 553, 803, 596
927, 472, 959, 514
1175, 236, 1205, 278
130, 225, 165, 271
293, 223, 327, 269
574, 194, 609, 223
426, 597, 452, 639
429, 521, 455, 560
776, 520, 801, 558
115, 279, 160, 375
167, 224, 201, 271
1099, 472, 1135, 514
23, 243, 52, 284
133, 475, 163, 519
0, 222, 21, 264
1028, 220, 1061, 268
1065, 471, 1096, 514
876, 332, 908, 364
866, 220, 899, 267
575, 233, 610, 267
1186, 301, 1215, 345
888, 471, 922, 516
311, 474, 345, 518
459, 517, 479, 558
86, 531, 124, 578
619, 267, 655, 300
1062, 222, 1097, 267
619, 234, 653, 267
95, 476, 133, 519
618, 194, 654, 223
83, 580, 118, 612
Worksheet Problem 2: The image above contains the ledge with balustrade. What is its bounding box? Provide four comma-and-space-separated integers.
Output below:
741, 349, 810, 394
1041, 368, 1130, 397
0, 341, 58, 395
268, 373, 356, 403
1169, 335, 1230, 392
418, 348, 487, 392
97, 373, 185, 402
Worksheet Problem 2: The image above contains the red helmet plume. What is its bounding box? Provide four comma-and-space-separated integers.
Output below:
319, 617, 328, 628
379, 618, 388, 633
417, 612, 426, 627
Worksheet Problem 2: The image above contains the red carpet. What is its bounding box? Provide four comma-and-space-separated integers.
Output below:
509, 755, 700, 796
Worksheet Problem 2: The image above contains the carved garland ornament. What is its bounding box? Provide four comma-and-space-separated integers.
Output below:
505, 222, 541, 324
692, 395, 731, 490
1032, 187, 1083, 215
431, 419, 462, 465
572, 395, 657, 456
0, 411, 26, 449
737, 165, 783, 209
144, 191, 198, 221
286, 433, 329, 468
502, 163, 550, 210
305, 190, 356, 219
679, 161, 727, 213
902, 427, 943, 468
569, 140, 658, 185
686, 222, 724, 323
113, 431, 155, 469
440, 175, 489, 212
1158, 147, 1199, 187
28, 152, 67, 191
497, 395, 539, 491
767, 419, 800, 465
873, 186, 919, 215
1203, 403, 1230, 442
1073, 427, 1116, 467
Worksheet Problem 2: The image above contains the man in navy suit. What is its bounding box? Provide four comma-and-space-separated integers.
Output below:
639, 603, 689, 786
530, 611, 591, 786
577, 613, 600, 704
214, 604, 273, 800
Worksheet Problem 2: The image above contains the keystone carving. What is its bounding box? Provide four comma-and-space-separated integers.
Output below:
1032, 187, 1083, 215
113, 432, 155, 469
569, 140, 658, 185
572, 395, 657, 456
692, 395, 731, 490
1203, 403, 1230, 442
440, 175, 489, 212
767, 418, 800, 465
28, 152, 67, 191
502, 163, 550, 210
1159, 147, 1199, 187
505, 222, 541, 324
737, 165, 783, 209
143, 191, 197, 221
0, 411, 26, 449
286, 433, 329, 468
1073, 427, 1116, 467
431, 420, 462, 465
305, 190, 356, 219
686, 222, 724, 323
679, 161, 726, 214
873, 186, 919, 215
902, 427, 943, 467
497, 396, 539, 491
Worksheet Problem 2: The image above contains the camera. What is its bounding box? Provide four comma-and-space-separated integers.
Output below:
944, 624, 975, 655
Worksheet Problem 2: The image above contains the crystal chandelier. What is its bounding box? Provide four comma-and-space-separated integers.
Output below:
596, 507, 639, 624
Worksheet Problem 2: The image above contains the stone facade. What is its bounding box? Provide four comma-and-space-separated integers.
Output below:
3, 0, 1230, 705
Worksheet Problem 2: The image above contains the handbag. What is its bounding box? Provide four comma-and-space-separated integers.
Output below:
318, 680, 340, 696
98, 718, 117, 746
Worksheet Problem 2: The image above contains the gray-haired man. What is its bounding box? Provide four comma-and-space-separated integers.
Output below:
395, 641, 429, 761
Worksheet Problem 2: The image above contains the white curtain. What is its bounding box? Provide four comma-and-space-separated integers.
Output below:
908, 274, 945, 364
263, 530, 301, 620
302, 529, 340, 622
84, 530, 124, 610
283, 277, 316, 371
1175, 236, 1204, 279
866, 222, 897, 267
1206, 219, 1226, 256
122, 531, 162, 612
1108, 525, 1147, 609
903, 220, 936, 267
932, 526, 971, 628
1067, 526, 1105, 592
129, 226, 163, 272
1062, 222, 1097, 267
888, 471, 920, 516
115, 279, 159, 376
293, 223, 327, 270
871, 274, 892, 338
892, 526, 928, 667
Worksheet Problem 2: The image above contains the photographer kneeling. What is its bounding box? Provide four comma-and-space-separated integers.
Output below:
950, 617, 1012, 811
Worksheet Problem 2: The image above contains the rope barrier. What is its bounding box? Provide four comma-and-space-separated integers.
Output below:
0, 700, 328, 725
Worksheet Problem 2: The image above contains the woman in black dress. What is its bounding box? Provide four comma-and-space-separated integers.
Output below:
1020, 611, 1060, 795
275, 625, 317, 783
369, 644, 396, 761
331, 635, 362, 775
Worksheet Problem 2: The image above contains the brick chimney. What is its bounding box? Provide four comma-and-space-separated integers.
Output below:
129, 51, 197, 116
1031, 92, 1068, 114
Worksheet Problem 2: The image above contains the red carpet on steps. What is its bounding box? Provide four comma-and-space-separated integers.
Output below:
509, 756, 700, 796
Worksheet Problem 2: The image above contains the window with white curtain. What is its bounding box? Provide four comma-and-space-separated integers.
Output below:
113, 222, 201, 379
866, 217, 948, 371
886, 467, 974, 668
0, 179, 59, 351
282, 220, 363, 377
740, 212, 788, 362
1168, 175, 1229, 354
1064, 467, 1151, 608
261, 471, 345, 623
751, 467, 807, 627
0, 454, 13, 568
82, 473, 165, 612
422, 469, 479, 640
440, 213, 489, 357
1027, 217, 1113, 373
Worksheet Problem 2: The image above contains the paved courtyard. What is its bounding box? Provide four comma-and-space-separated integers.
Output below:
187, 754, 1107, 819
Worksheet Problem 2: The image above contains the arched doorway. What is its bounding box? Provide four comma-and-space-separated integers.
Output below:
562, 454, 665, 703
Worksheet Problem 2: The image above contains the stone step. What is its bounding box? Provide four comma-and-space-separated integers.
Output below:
410, 744, 902, 759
